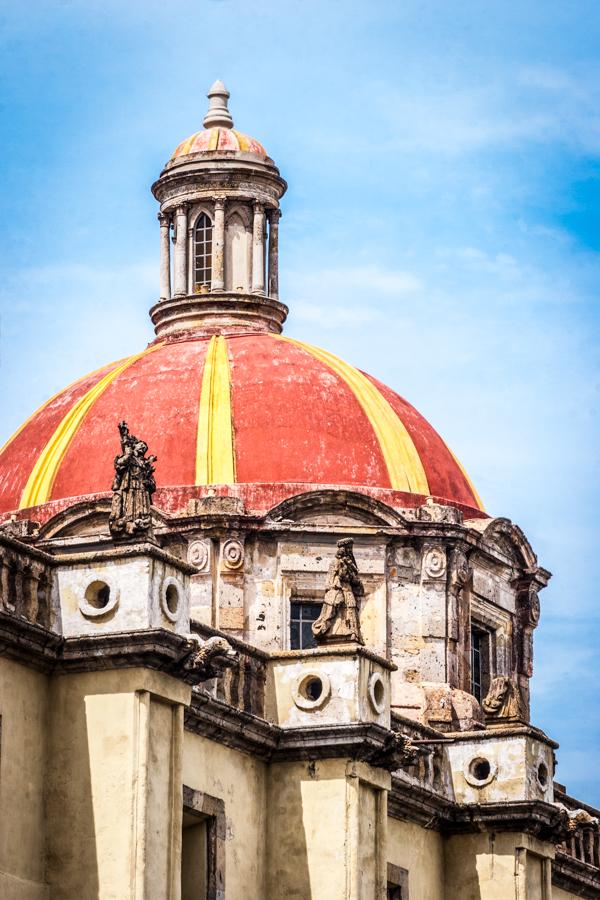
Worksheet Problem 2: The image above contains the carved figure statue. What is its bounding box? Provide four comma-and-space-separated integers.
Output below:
312, 538, 364, 644
109, 421, 157, 538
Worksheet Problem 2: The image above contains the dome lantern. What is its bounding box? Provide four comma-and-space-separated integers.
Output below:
151, 81, 287, 339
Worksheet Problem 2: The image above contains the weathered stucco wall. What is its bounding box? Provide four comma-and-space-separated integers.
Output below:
0, 657, 49, 900
182, 729, 268, 898
387, 817, 445, 900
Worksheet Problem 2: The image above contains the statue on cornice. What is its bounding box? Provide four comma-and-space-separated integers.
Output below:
312, 538, 364, 645
109, 421, 157, 538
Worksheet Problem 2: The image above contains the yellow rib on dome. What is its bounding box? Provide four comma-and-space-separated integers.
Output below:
208, 128, 220, 151
276, 336, 430, 495
174, 133, 198, 157
232, 130, 248, 151
195, 335, 236, 485
19, 344, 164, 510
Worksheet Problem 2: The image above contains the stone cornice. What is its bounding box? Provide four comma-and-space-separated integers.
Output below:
185, 691, 411, 767
267, 643, 396, 671
445, 722, 559, 750
390, 774, 573, 839
49, 541, 198, 575
0, 615, 210, 684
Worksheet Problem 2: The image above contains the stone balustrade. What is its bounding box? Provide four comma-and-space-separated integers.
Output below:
555, 786, 600, 868
0, 532, 56, 629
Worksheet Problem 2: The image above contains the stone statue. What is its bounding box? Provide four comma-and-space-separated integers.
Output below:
312, 538, 364, 644
109, 421, 157, 538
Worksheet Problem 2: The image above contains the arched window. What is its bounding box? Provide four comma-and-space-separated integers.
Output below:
194, 213, 212, 288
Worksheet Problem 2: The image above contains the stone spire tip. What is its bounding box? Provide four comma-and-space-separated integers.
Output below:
204, 80, 233, 129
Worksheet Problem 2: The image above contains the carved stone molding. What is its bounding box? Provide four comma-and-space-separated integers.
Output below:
416, 501, 463, 524
449, 548, 472, 595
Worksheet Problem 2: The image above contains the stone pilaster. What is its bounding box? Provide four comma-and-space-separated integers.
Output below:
267, 208, 280, 299
212, 198, 226, 291
173, 204, 188, 297
158, 212, 171, 301
251, 201, 266, 295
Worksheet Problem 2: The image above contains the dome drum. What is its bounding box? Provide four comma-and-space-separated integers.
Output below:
149, 292, 289, 338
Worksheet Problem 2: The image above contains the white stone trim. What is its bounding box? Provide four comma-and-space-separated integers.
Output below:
464, 755, 498, 788
79, 577, 120, 619
160, 576, 183, 623
292, 671, 331, 711
367, 672, 386, 714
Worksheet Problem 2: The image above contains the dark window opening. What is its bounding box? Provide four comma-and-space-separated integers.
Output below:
387, 863, 408, 899
471, 625, 492, 703
194, 213, 212, 287
290, 601, 321, 650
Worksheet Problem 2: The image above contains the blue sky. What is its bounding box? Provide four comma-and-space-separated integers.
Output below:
1, 1, 599, 802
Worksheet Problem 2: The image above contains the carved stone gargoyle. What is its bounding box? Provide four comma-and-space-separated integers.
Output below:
312, 538, 364, 645
109, 421, 157, 539
482, 675, 525, 721
179, 634, 238, 682
362, 732, 420, 771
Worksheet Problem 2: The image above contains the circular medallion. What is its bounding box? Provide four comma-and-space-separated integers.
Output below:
222, 539, 244, 570
423, 548, 446, 579
188, 540, 210, 571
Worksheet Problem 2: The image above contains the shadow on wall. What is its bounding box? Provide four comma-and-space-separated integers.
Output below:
444, 832, 518, 900
45, 676, 100, 898
266, 762, 312, 898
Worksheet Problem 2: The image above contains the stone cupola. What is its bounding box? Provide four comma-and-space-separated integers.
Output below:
150, 81, 288, 339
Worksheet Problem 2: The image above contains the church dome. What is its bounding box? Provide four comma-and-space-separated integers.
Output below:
171, 128, 268, 161
0, 332, 484, 521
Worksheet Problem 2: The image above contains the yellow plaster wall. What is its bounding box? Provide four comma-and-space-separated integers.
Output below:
45, 668, 188, 900
387, 817, 444, 900
266, 758, 349, 900
182, 729, 268, 899
0, 657, 49, 900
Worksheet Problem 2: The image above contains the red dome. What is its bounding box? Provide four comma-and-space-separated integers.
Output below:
0, 333, 484, 522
